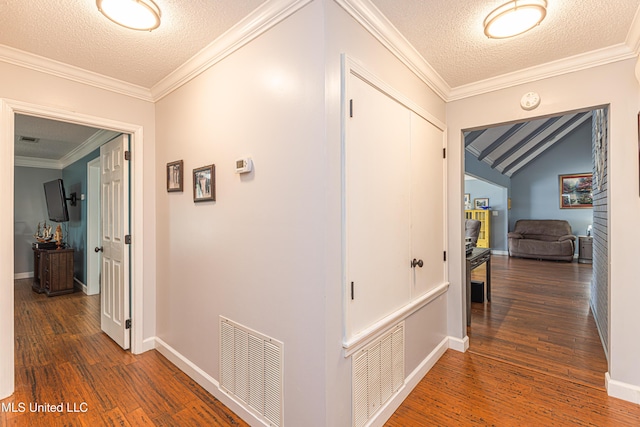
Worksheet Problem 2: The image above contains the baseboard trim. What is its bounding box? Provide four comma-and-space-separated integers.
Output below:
448, 335, 469, 352
74, 277, 87, 293
14, 272, 33, 280
368, 336, 449, 427
154, 337, 267, 427
491, 250, 508, 256
606, 372, 640, 404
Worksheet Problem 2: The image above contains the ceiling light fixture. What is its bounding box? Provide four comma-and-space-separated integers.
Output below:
484, 0, 547, 39
96, 0, 161, 31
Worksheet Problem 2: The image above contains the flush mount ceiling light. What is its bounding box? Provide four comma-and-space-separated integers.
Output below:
96, 0, 161, 31
484, 0, 547, 39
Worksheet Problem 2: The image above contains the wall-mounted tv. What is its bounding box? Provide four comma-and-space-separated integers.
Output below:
43, 179, 70, 222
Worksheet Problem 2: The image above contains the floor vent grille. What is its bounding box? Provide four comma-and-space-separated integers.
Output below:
220, 317, 284, 427
352, 323, 405, 427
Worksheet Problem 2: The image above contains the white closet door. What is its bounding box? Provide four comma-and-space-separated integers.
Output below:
410, 113, 445, 298
346, 75, 412, 337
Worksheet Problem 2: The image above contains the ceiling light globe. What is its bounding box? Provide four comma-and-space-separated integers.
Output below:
484, 0, 547, 39
97, 0, 161, 31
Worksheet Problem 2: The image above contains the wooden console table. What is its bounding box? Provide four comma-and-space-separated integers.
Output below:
32, 246, 75, 297
466, 247, 491, 326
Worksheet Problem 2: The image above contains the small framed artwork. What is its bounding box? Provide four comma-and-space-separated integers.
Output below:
464, 193, 471, 209
166, 160, 183, 192
193, 164, 215, 202
559, 173, 592, 209
474, 198, 489, 209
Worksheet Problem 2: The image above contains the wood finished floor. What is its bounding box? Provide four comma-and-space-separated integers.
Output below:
386, 255, 640, 426
1, 279, 249, 427
3, 257, 640, 426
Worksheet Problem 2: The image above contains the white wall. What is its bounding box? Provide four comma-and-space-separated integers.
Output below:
446, 59, 640, 400
0, 60, 156, 398
325, 1, 448, 425
155, 2, 327, 425
154, 1, 448, 425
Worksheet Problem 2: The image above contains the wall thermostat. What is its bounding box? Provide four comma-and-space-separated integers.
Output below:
235, 157, 253, 174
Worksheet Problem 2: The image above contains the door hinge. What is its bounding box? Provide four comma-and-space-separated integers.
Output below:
125, 319, 131, 329
443, 251, 447, 261
349, 99, 354, 118
351, 281, 355, 300
443, 148, 446, 159
125, 235, 131, 244
124, 151, 131, 161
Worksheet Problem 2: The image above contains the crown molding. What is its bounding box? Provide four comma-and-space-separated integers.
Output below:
2, 1, 637, 105
0, 45, 153, 102
626, 4, 640, 55
14, 156, 62, 169
60, 129, 119, 169
150, 0, 314, 101
334, 0, 450, 100
448, 44, 636, 101
337, 0, 639, 103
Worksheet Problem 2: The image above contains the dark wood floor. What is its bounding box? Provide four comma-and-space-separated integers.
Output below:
1, 279, 249, 426
4, 257, 640, 426
386, 255, 640, 426
468, 255, 608, 388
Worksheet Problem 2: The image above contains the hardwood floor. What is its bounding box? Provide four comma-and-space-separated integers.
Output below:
386, 255, 640, 426
468, 255, 608, 389
4, 257, 639, 426
1, 279, 249, 427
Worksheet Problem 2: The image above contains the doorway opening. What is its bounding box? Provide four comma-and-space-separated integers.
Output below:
0, 98, 147, 398
463, 106, 609, 389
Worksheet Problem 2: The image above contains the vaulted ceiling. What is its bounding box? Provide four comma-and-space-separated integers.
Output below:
464, 111, 592, 177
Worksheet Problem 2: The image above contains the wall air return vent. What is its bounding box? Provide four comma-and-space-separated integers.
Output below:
352, 322, 405, 427
220, 316, 284, 427
18, 136, 40, 143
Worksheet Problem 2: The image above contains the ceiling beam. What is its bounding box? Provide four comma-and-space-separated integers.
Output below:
464, 129, 486, 147
477, 123, 526, 161
501, 112, 589, 176
490, 116, 563, 169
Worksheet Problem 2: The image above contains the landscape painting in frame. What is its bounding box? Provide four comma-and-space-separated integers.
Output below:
560, 173, 592, 209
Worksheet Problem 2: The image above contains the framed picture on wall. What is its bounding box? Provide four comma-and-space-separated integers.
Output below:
474, 198, 489, 209
166, 160, 183, 192
193, 164, 215, 202
464, 193, 471, 209
559, 173, 592, 209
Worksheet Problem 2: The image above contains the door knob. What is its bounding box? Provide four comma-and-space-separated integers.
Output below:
411, 258, 424, 268
94, 246, 103, 253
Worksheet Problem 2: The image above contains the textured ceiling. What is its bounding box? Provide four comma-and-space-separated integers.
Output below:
0, 1, 638, 90
370, 0, 640, 88
4, 1, 640, 164
14, 115, 114, 160
0, 0, 266, 88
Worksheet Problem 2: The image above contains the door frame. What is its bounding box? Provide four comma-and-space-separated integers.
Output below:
0, 98, 146, 398
87, 157, 101, 296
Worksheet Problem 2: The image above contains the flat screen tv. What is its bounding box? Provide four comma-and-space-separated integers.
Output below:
43, 179, 69, 222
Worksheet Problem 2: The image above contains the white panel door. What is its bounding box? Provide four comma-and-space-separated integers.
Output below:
410, 113, 445, 297
346, 75, 412, 337
100, 135, 130, 350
